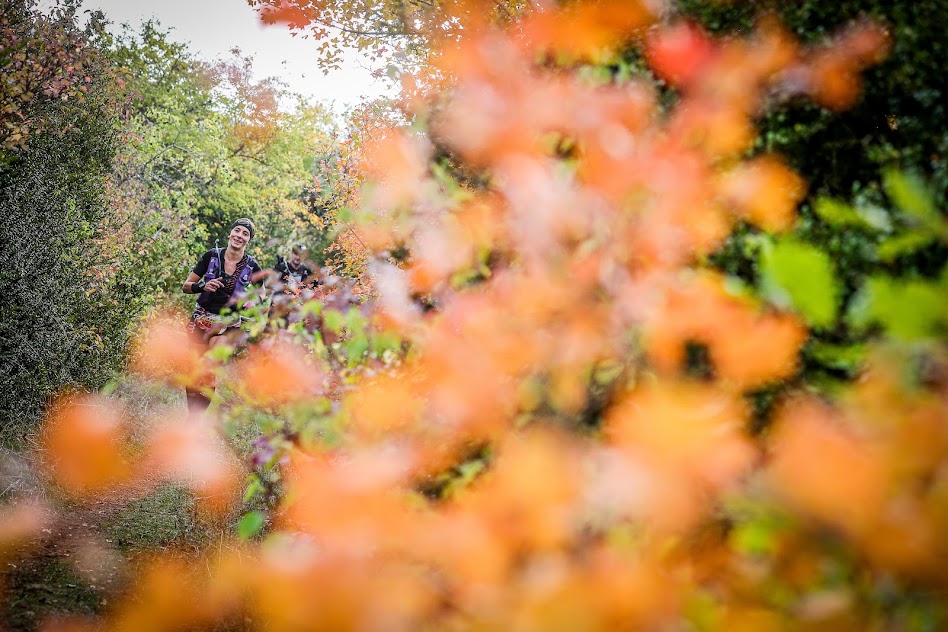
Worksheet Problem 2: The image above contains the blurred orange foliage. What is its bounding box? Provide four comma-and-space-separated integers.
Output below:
39, 395, 132, 497
144, 418, 241, 516
130, 314, 204, 386
238, 342, 325, 406
10, 2, 941, 630
643, 272, 807, 387
0, 502, 49, 562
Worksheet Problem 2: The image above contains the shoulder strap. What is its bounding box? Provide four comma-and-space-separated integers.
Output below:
232, 255, 256, 297
205, 248, 222, 279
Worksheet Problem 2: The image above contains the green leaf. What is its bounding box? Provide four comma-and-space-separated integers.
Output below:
243, 474, 265, 503
848, 277, 946, 341
592, 359, 623, 386
760, 239, 838, 328
336, 207, 353, 223
237, 510, 266, 540
100, 380, 120, 397
806, 341, 865, 373
457, 459, 486, 484
345, 307, 367, 335
730, 520, 779, 558
877, 231, 937, 262
813, 197, 889, 231
322, 309, 345, 333
683, 591, 722, 632
207, 343, 235, 362
812, 197, 860, 226
370, 330, 402, 357
882, 169, 939, 228
345, 333, 370, 364
300, 299, 324, 319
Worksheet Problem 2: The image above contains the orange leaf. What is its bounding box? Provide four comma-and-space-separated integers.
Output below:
768, 399, 889, 537
239, 342, 323, 405
40, 395, 130, 497
717, 155, 806, 232
130, 313, 203, 385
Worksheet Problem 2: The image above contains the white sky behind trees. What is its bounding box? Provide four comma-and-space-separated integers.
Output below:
75, 0, 394, 113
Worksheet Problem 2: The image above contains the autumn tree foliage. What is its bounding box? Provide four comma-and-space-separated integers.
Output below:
3, 0, 947, 630
675, 0, 948, 391
247, 0, 530, 70
107, 23, 340, 281
0, 0, 108, 154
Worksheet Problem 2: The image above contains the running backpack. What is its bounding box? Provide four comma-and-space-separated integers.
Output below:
198, 248, 256, 307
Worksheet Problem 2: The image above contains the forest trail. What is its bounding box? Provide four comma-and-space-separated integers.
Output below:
0, 381, 235, 630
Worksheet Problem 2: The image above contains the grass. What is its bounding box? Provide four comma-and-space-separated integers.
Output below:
102, 484, 212, 552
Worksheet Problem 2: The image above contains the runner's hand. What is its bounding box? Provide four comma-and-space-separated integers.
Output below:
203, 278, 224, 293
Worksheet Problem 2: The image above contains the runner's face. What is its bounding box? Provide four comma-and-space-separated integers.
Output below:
290, 251, 302, 266
229, 225, 251, 250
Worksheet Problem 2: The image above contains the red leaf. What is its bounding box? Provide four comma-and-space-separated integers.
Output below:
646, 22, 715, 87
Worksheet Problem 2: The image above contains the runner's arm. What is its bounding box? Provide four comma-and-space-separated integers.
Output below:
184, 251, 219, 294
183, 271, 202, 294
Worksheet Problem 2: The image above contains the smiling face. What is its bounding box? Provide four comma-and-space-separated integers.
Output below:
228, 225, 252, 250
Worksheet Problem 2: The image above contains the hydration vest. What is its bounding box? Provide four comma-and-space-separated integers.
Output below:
197, 248, 256, 309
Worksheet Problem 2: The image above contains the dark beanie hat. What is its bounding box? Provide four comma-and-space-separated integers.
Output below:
232, 218, 255, 240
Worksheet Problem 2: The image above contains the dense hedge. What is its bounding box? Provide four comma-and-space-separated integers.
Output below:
0, 0, 124, 446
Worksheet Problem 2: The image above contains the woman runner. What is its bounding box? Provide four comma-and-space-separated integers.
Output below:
182, 218, 266, 413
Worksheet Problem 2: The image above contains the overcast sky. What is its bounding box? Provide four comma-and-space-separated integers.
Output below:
75, 0, 394, 112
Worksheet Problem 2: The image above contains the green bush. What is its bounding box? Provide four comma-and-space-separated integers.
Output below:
0, 0, 125, 446
665, 0, 947, 405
